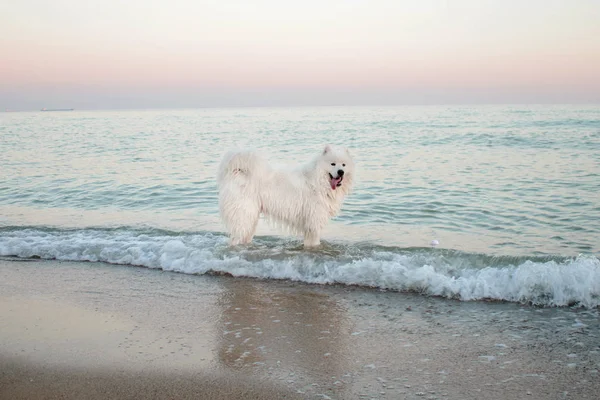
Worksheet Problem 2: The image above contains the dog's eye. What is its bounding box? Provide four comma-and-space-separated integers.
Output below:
331, 163, 336, 166
342, 164, 346, 167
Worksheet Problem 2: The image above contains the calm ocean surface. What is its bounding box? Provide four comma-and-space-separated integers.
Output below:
1, 105, 599, 307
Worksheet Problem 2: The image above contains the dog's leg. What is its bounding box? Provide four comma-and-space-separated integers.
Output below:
227, 207, 259, 245
303, 232, 321, 247
220, 191, 260, 246
302, 212, 330, 247
240, 212, 259, 244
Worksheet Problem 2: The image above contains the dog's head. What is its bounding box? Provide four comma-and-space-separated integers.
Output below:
319, 145, 354, 192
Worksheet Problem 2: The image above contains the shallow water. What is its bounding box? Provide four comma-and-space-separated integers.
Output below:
1, 105, 599, 306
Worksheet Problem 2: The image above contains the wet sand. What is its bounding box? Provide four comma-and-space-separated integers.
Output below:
1, 259, 599, 399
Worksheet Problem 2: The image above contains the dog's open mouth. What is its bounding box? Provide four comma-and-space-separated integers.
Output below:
329, 173, 343, 190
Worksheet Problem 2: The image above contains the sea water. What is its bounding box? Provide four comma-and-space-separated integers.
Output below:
1, 105, 599, 307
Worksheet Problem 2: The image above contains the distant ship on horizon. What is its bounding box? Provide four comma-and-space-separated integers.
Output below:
41, 108, 74, 112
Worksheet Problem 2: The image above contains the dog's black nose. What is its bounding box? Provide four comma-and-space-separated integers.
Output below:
337, 169, 344, 176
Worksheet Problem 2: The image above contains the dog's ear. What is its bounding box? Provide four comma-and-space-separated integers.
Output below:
323, 145, 332, 154
345, 148, 352, 157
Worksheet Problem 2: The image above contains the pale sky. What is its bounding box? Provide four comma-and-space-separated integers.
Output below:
1, 0, 599, 110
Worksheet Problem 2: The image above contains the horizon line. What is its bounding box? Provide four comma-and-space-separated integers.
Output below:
4, 102, 600, 113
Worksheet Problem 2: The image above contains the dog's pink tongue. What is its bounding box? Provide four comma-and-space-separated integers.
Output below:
330, 176, 342, 190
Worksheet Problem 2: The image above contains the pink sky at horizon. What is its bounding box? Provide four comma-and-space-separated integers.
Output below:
1, 0, 599, 109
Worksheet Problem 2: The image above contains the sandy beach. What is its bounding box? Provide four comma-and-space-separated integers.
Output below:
1, 258, 599, 400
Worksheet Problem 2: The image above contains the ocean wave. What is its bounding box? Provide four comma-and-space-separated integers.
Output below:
1, 227, 598, 308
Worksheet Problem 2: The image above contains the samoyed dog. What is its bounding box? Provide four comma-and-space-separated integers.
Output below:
217, 145, 354, 247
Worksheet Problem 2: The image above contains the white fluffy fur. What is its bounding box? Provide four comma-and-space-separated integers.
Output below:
217, 145, 354, 247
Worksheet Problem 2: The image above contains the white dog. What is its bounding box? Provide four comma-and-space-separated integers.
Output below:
217, 145, 354, 247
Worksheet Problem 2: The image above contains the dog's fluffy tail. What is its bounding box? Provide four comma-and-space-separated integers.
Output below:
217, 149, 270, 187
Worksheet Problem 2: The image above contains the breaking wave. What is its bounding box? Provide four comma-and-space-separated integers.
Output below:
1, 227, 599, 308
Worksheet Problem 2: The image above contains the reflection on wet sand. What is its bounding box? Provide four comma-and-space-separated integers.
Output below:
215, 279, 352, 390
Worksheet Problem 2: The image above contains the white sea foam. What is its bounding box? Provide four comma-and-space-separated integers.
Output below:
1, 228, 599, 308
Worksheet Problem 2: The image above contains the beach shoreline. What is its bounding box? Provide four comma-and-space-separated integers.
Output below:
1, 259, 599, 399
